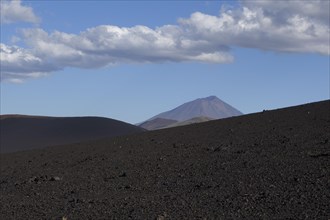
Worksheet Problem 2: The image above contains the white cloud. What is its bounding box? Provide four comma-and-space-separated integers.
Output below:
0, 0, 40, 24
1, 0, 329, 82
0, 43, 58, 82
19, 25, 233, 67
242, 0, 330, 25
179, 4, 329, 55
1, 25, 233, 82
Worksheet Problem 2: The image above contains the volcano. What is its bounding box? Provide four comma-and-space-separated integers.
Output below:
140, 96, 242, 130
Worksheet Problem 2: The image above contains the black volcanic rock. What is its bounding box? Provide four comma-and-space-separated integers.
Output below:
0, 115, 145, 153
146, 96, 242, 122
0, 100, 329, 219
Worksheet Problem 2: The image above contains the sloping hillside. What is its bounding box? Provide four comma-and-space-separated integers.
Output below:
0, 100, 329, 219
0, 115, 145, 153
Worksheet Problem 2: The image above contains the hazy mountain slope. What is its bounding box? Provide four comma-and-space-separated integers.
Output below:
164, 116, 214, 128
0, 100, 329, 219
0, 115, 145, 153
139, 118, 178, 130
147, 96, 242, 122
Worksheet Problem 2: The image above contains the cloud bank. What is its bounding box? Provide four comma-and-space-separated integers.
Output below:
1, 0, 329, 82
0, 0, 40, 24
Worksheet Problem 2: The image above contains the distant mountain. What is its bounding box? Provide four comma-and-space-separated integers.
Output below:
0, 115, 145, 153
139, 118, 178, 130
145, 96, 242, 123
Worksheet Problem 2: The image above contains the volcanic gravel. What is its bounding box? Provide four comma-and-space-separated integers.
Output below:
1, 100, 329, 219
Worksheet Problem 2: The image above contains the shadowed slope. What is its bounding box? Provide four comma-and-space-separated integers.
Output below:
0, 100, 329, 219
0, 115, 145, 153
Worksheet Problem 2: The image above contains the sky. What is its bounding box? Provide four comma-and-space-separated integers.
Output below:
0, 0, 329, 124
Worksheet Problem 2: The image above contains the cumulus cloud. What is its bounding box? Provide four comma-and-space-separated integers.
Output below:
0, 0, 40, 24
1, 0, 329, 82
1, 25, 233, 82
179, 3, 329, 55
242, 0, 330, 25
21, 26, 233, 65
0, 44, 59, 83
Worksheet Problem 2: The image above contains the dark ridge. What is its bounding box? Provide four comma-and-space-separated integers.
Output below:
0, 116, 145, 153
0, 114, 53, 120
0, 100, 329, 219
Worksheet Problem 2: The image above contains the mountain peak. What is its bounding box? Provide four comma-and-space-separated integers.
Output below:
202, 95, 218, 101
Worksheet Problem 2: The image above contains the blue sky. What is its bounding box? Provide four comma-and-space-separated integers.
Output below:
1, 0, 329, 124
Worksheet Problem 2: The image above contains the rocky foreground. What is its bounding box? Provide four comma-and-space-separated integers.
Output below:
1, 100, 329, 219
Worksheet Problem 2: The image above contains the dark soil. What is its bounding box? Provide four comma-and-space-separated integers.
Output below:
1, 100, 329, 219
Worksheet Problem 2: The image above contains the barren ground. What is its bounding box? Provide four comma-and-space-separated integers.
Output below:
1, 100, 329, 219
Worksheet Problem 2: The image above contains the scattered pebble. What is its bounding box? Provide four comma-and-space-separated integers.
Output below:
50, 176, 61, 181
119, 172, 127, 177
28, 175, 61, 183
157, 212, 168, 220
